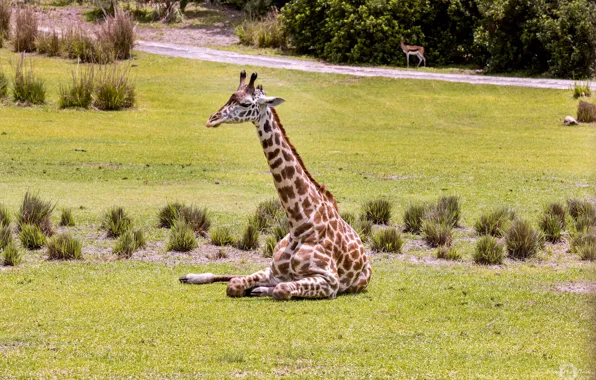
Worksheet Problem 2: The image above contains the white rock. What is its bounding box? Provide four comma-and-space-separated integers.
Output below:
563, 116, 578, 126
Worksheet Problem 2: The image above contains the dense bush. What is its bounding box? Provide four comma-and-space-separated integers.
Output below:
252, 199, 284, 232
572, 228, 596, 261
437, 245, 462, 261
114, 229, 145, 258
538, 202, 566, 243
421, 220, 453, 247
0, 224, 12, 249
47, 233, 82, 260
64, 27, 114, 64
262, 235, 277, 257
0, 71, 8, 98
178, 205, 210, 237
567, 198, 596, 232
403, 202, 429, 234
0, 203, 10, 226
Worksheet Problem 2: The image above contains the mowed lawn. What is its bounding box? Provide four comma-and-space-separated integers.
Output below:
0, 50, 595, 378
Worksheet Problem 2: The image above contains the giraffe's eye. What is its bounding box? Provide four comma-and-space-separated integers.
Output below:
240, 101, 252, 107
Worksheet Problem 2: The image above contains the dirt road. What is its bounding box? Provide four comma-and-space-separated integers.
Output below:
136, 40, 576, 90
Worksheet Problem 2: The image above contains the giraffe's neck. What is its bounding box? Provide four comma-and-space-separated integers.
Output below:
254, 108, 327, 234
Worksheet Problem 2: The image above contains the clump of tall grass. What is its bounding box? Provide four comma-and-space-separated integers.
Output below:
426, 195, 461, 228
13, 7, 38, 52
352, 218, 373, 241
236, 10, 286, 49
0, 0, 10, 39
46, 233, 82, 260
113, 229, 145, 258
158, 202, 184, 228
538, 202, 566, 243
271, 214, 289, 242
63, 27, 114, 64
252, 198, 284, 232
0, 224, 13, 249
403, 202, 430, 233
421, 220, 453, 247
361, 199, 392, 225
474, 235, 505, 265
567, 198, 596, 232
35, 30, 63, 57
370, 227, 403, 253
17, 192, 54, 235
572, 228, 596, 261
572, 81, 592, 99
59, 65, 95, 109
0, 203, 10, 226
474, 207, 517, 237
262, 235, 277, 257
340, 212, 357, 226
178, 205, 211, 237
19, 223, 45, 249
236, 218, 260, 250
93, 64, 135, 110
12, 56, 46, 105
437, 245, 462, 261
210, 226, 235, 247
577, 100, 596, 123
101, 206, 132, 238
0, 71, 8, 98
98, 11, 135, 60
504, 219, 543, 260
167, 220, 197, 252
2, 242, 22, 266
59, 208, 76, 227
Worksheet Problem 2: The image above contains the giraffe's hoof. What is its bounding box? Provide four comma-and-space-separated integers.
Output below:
272, 283, 292, 301
179, 273, 215, 284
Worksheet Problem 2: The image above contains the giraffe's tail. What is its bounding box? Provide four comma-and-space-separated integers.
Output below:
179, 273, 237, 284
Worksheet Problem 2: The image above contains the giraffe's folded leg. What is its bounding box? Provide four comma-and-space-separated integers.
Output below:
272, 276, 339, 301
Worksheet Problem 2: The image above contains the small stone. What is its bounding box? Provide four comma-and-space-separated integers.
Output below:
563, 116, 578, 126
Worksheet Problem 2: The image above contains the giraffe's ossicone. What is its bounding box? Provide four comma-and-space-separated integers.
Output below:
180, 71, 372, 300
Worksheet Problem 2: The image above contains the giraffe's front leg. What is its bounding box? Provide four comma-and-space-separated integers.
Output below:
226, 267, 278, 298
272, 275, 340, 301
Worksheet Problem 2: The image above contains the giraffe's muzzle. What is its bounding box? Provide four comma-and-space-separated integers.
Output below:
206, 112, 224, 128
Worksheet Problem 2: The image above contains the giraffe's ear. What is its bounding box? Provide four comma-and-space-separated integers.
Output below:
258, 96, 285, 107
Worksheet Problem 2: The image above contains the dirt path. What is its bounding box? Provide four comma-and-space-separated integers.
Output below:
136, 40, 577, 90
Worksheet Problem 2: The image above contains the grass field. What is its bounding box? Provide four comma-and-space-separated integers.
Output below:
0, 49, 595, 378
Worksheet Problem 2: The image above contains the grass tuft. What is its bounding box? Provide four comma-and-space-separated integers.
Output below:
474, 235, 505, 265
210, 226, 235, 247
572, 81, 592, 99
236, 218, 260, 250
252, 198, 284, 232
426, 195, 461, 228
504, 219, 543, 260
113, 229, 145, 258
538, 202, 566, 243
12, 55, 46, 105
572, 228, 596, 261
271, 214, 290, 242
46, 233, 82, 260
93, 64, 135, 110
98, 11, 135, 60
437, 245, 462, 261
0, 0, 10, 39
63, 27, 114, 64
340, 211, 357, 226
158, 202, 184, 228
17, 192, 54, 235
0, 70, 8, 98
19, 223, 45, 249
262, 235, 277, 258
567, 198, 596, 232
167, 220, 197, 252
0, 224, 13, 249
2, 242, 22, 266
361, 199, 392, 225
178, 205, 211, 237
101, 206, 132, 238
236, 10, 286, 49
59, 208, 76, 227
421, 220, 453, 247
474, 207, 517, 237
403, 202, 430, 233
0, 203, 10, 226
577, 100, 596, 123
35, 30, 63, 57
59, 65, 95, 109
13, 7, 38, 52
370, 227, 403, 253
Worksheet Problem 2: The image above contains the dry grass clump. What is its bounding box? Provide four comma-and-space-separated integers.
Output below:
504, 219, 543, 260
236, 10, 286, 49
210, 226, 235, 247
577, 100, 596, 123
572, 228, 596, 261
474, 207, 516, 236
361, 199, 392, 225
2, 242, 22, 266
236, 218, 260, 251
167, 220, 197, 252
17, 192, 54, 235
538, 202, 566, 243
59, 65, 95, 109
19, 223, 45, 249
59, 208, 76, 227
474, 235, 505, 265
370, 227, 403, 253
13, 7, 38, 52
12, 56, 46, 105
421, 220, 453, 247
437, 245, 462, 261
98, 11, 135, 60
114, 229, 145, 258
102, 206, 132, 237
36, 30, 63, 57
46, 233, 82, 260
93, 64, 135, 110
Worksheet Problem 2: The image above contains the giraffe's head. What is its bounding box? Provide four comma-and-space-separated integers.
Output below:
206, 71, 285, 128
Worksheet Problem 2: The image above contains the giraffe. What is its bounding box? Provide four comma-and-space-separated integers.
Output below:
180, 71, 372, 301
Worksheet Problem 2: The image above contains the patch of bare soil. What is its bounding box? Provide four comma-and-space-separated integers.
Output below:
555, 282, 596, 294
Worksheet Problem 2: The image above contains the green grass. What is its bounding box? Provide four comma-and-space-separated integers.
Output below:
0, 259, 593, 378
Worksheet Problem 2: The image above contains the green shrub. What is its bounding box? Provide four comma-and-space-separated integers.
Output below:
63, 27, 115, 64
403, 202, 430, 234
19, 223, 45, 249
59, 65, 95, 109
167, 220, 198, 252
17, 192, 54, 235
0, 0, 10, 39
210, 226, 235, 247
47, 233, 82, 260
178, 205, 211, 237
236, 218, 260, 250
102, 206, 132, 238
474, 207, 516, 237
0, 203, 10, 226
539, 202, 566, 243
12, 56, 46, 105
93, 64, 135, 110
572, 229, 596, 261
262, 235, 277, 257
0, 71, 8, 98
158, 202, 184, 228
567, 198, 596, 231
361, 199, 392, 225
340, 211, 357, 226
236, 10, 286, 49
425, 195, 461, 228
252, 198, 284, 232
59, 208, 76, 227
474, 235, 505, 265
0, 224, 12, 249
352, 218, 373, 242
98, 11, 135, 60
370, 227, 403, 253
504, 219, 543, 260
13, 7, 38, 52
421, 220, 453, 247
572, 82, 592, 99
2, 242, 22, 266
271, 214, 289, 242
437, 245, 462, 261
113, 229, 145, 258
35, 30, 63, 57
